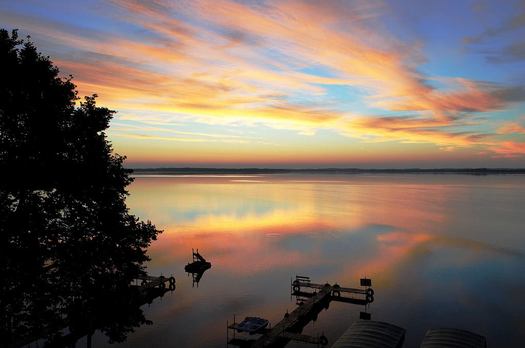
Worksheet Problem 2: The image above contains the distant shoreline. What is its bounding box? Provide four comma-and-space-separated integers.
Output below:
130, 167, 525, 175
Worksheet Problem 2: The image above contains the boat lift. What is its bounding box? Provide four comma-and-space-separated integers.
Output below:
185, 249, 212, 287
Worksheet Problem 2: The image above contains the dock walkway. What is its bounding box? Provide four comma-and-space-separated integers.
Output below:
250, 284, 332, 348
135, 274, 175, 291
229, 276, 373, 347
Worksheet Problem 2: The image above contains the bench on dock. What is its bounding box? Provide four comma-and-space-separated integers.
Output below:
292, 275, 374, 304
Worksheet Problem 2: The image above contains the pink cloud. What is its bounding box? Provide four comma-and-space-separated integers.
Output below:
492, 141, 525, 157
497, 121, 525, 134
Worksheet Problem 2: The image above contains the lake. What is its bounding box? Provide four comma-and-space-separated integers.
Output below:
94, 174, 525, 347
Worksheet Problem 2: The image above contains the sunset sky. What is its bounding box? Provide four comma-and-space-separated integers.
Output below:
2, 0, 525, 168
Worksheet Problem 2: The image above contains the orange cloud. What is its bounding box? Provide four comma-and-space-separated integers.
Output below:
3, 0, 524, 158
492, 141, 525, 157
345, 116, 489, 147
104, 0, 520, 151
497, 121, 525, 134
376, 78, 503, 120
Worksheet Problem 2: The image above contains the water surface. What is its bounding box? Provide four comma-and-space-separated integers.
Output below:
96, 174, 525, 347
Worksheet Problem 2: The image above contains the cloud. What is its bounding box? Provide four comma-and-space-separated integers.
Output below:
345, 115, 490, 147
464, 9, 525, 44
107, 1, 524, 127
108, 122, 255, 144
2, 0, 524, 156
110, 132, 249, 144
464, 4, 525, 64
492, 141, 525, 157
486, 42, 525, 63
497, 121, 525, 134
111, 122, 257, 140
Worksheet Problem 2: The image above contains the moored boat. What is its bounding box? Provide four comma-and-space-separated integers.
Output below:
233, 317, 269, 334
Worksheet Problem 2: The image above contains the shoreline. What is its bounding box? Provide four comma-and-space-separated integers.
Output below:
130, 167, 525, 175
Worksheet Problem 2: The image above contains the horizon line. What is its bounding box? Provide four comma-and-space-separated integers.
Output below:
130, 167, 525, 173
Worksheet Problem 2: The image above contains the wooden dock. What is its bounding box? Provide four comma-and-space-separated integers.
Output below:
292, 278, 374, 303
134, 274, 176, 291
228, 276, 373, 347
251, 284, 332, 347
14, 274, 176, 348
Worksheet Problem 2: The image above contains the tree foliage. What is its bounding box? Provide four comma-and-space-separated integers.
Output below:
0, 29, 161, 346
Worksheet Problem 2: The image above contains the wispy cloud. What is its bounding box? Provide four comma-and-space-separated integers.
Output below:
2, 0, 525, 162
464, 2, 525, 64
492, 141, 525, 157
497, 121, 525, 134
464, 6, 525, 44
345, 115, 490, 147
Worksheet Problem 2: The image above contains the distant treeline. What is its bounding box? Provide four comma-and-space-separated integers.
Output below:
132, 167, 525, 175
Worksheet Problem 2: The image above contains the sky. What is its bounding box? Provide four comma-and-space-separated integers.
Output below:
1, 0, 525, 168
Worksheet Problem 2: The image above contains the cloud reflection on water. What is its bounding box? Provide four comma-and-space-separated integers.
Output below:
119, 174, 525, 347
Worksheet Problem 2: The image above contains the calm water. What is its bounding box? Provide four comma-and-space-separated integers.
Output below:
94, 174, 525, 347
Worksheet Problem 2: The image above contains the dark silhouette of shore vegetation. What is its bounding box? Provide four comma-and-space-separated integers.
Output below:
1, 29, 161, 346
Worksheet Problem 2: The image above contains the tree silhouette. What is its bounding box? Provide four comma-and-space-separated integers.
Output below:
0, 29, 162, 346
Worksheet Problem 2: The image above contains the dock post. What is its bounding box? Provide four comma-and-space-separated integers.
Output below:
290, 276, 292, 301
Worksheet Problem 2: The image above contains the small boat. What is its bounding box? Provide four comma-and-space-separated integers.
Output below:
234, 317, 269, 334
